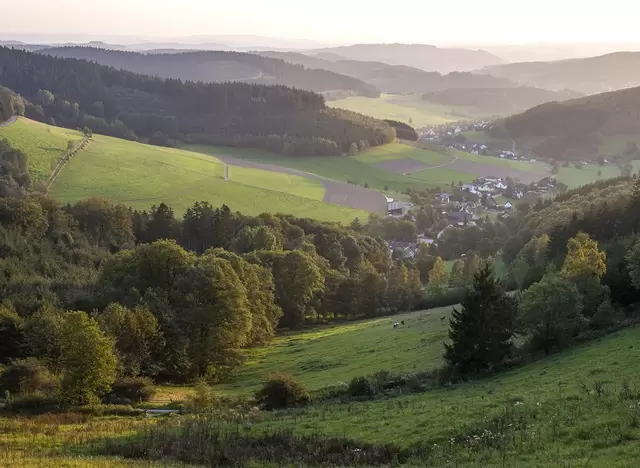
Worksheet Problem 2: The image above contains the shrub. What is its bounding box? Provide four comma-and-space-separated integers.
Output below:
183, 379, 220, 413
590, 300, 617, 329
255, 373, 309, 410
0, 358, 58, 396
4, 392, 60, 414
109, 377, 155, 403
348, 376, 375, 398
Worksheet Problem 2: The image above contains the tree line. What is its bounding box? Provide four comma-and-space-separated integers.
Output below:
0, 46, 395, 155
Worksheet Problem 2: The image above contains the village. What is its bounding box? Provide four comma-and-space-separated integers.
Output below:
384, 174, 558, 259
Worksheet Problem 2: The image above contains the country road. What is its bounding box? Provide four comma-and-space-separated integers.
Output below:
0, 115, 18, 127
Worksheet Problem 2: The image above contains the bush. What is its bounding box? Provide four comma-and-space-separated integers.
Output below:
183, 379, 219, 413
348, 376, 375, 398
109, 377, 155, 403
0, 358, 58, 396
590, 300, 617, 329
4, 392, 60, 414
255, 373, 310, 410
414, 287, 466, 310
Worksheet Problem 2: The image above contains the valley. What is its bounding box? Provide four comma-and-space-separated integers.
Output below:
3, 15, 640, 468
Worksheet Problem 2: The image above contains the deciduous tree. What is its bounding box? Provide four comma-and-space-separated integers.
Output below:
60, 311, 118, 405
518, 274, 586, 355
427, 257, 448, 296
561, 232, 606, 280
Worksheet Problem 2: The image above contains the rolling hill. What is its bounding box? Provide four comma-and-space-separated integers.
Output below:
496, 85, 640, 159
259, 50, 516, 95
310, 43, 508, 73
41, 46, 379, 97
0, 118, 370, 223
0, 46, 394, 156
479, 51, 640, 95
423, 86, 583, 115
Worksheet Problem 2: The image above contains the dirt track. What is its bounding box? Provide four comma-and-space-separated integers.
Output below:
216, 155, 387, 214
0, 115, 17, 127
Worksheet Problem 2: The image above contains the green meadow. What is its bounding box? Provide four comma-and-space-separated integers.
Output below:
328, 93, 487, 127
49, 132, 364, 223
0, 117, 84, 183
217, 306, 453, 395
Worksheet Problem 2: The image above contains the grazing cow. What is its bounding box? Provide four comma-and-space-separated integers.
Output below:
393, 322, 399, 328
440, 315, 446, 321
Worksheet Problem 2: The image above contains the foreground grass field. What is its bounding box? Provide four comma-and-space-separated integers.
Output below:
328, 94, 488, 127
218, 306, 453, 395
3, 306, 640, 467
0, 118, 84, 183
247, 326, 640, 466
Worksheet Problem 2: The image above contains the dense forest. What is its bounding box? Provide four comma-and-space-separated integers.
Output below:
422, 86, 582, 114
43, 47, 380, 98
0, 47, 395, 155
259, 51, 517, 95
491, 85, 640, 159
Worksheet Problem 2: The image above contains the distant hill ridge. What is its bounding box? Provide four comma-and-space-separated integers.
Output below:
259, 50, 516, 95
310, 43, 507, 74
479, 51, 640, 95
423, 86, 583, 115
41, 46, 379, 97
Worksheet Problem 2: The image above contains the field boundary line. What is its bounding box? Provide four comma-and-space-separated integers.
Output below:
45, 135, 92, 193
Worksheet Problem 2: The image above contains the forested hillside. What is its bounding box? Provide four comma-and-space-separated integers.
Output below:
479, 52, 640, 95
259, 51, 516, 94
42, 47, 380, 97
502, 177, 640, 306
423, 86, 582, 114
491, 85, 640, 159
310, 43, 507, 73
0, 47, 394, 156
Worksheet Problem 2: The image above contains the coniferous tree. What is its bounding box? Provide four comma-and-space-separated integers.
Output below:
444, 264, 516, 374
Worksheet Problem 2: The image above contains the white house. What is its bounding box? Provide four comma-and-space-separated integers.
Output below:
504, 201, 513, 210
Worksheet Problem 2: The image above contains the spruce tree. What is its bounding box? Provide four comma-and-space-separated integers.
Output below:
444, 264, 516, 374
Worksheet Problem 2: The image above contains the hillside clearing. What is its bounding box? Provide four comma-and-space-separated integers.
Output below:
44, 131, 366, 223
555, 162, 640, 189
327, 94, 488, 127
0, 117, 84, 183
217, 306, 453, 395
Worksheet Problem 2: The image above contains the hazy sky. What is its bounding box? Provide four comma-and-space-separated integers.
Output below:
4, 0, 640, 45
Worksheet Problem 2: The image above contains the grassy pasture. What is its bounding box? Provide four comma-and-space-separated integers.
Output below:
0, 120, 367, 224
0, 117, 84, 183
555, 162, 640, 189
190, 143, 438, 193
191, 142, 550, 195
247, 327, 640, 466
217, 306, 454, 396
327, 94, 488, 127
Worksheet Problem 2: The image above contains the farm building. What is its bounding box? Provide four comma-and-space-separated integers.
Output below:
387, 201, 411, 217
